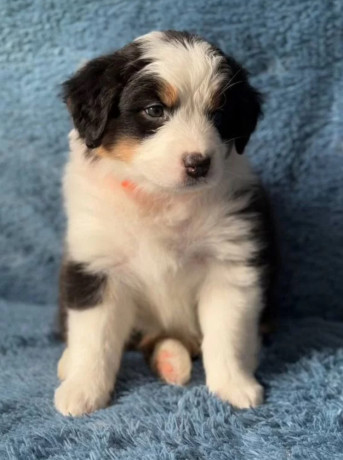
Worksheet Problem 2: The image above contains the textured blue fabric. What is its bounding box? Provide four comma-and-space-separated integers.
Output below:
1, 0, 343, 458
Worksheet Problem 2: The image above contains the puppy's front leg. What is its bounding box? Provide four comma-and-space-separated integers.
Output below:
199, 264, 264, 409
55, 267, 134, 416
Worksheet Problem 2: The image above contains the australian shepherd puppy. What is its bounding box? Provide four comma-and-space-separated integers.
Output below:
55, 30, 276, 416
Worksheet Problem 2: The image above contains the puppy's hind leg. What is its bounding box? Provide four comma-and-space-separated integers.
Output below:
151, 338, 192, 386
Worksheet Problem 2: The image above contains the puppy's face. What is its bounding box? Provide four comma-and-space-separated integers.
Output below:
64, 31, 261, 192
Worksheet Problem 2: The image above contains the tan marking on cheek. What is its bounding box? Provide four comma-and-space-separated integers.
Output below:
159, 82, 178, 108
96, 138, 139, 162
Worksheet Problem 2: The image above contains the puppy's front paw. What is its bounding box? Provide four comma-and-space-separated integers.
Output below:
207, 375, 264, 409
54, 378, 111, 416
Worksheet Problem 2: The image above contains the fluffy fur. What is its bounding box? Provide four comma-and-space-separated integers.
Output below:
55, 30, 274, 416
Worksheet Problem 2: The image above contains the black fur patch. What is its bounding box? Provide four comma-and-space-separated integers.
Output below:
230, 185, 279, 335
62, 41, 150, 149
59, 260, 106, 309
101, 75, 175, 149
211, 54, 263, 154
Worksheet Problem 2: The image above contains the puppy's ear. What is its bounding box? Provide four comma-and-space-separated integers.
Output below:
221, 57, 263, 154
62, 56, 122, 149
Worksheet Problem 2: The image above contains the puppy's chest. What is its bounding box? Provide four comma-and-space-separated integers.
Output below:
129, 213, 208, 282
109, 193, 245, 279
128, 213, 209, 335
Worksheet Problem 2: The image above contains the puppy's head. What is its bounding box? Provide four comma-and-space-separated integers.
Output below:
63, 31, 262, 192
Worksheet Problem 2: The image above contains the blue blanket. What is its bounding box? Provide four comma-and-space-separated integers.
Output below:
1, 0, 343, 458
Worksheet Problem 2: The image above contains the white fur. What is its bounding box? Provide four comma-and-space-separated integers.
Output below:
137, 31, 225, 104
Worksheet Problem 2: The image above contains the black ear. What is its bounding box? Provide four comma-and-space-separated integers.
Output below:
221, 57, 263, 154
63, 56, 123, 149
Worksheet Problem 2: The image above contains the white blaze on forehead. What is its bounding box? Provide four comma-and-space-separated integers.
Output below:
136, 31, 226, 107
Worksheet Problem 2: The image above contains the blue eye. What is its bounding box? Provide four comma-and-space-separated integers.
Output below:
145, 104, 165, 118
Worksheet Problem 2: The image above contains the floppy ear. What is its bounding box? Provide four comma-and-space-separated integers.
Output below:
62, 56, 122, 149
221, 57, 263, 154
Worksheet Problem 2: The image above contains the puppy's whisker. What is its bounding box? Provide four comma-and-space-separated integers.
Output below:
225, 68, 243, 89
224, 80, 244, 92
224, 136, 245, 145
225, 170, 254, 180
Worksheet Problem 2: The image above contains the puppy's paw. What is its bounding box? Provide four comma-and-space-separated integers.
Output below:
152, 338, 192, 386
57, 348, 69, 381
208, 375, 264, 409
54, 378, 110, 416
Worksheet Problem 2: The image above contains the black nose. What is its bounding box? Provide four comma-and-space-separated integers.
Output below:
183, 153, 211, 179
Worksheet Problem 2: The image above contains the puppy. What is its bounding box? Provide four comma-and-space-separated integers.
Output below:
55, 30, 275, 416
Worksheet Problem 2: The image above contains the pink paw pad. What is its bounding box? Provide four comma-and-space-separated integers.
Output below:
156, 352, 176, 380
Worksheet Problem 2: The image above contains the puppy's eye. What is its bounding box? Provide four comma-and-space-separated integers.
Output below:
144, 104, 165, 118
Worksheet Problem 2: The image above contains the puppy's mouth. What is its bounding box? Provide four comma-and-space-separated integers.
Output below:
183, 175, 210, 188
137, 175, 214, 195
170, 172, 219, 194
